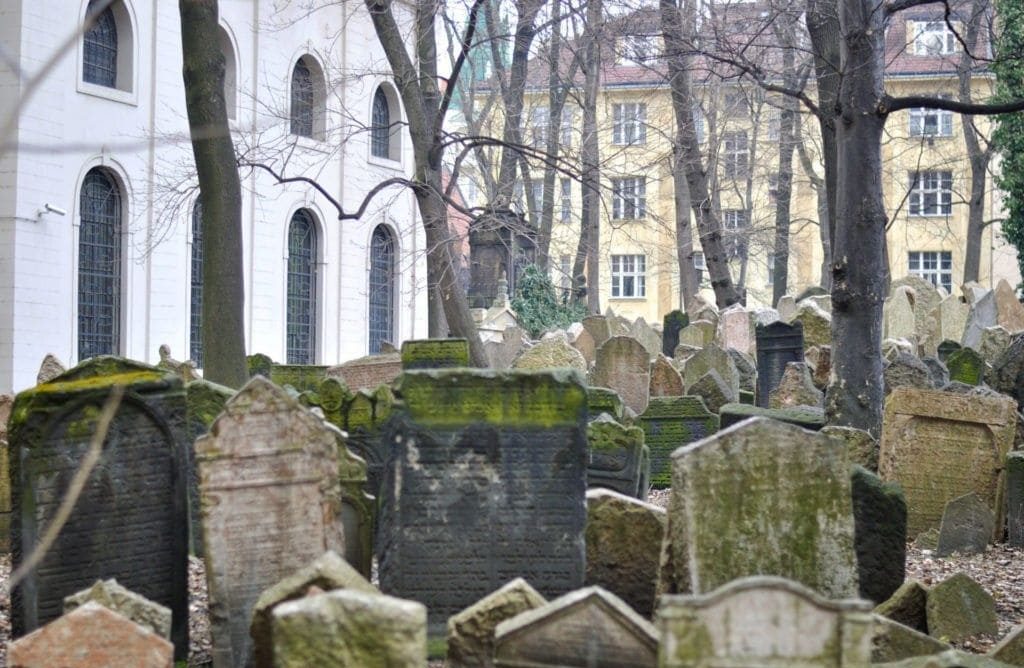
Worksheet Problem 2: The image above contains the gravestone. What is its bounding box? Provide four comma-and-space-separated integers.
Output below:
0, 393, 12, 552
936, 492, 994, 557
582, 315, 612, 349
986, 332, 1024, 407
326, 352, 402, 390
921, 356, 950, 389
662, 310, 689, 358
269, 364, 329, 392
493, 587, 658, 668
656, 576, 873, 668
447, 578, 547, 668
934, 296, 970, 350
885, 286, 919, 343
805, 345, 832, 390
250, 551, 378, 668
945, 348, 984, 386
585, 489, 666, 618
879, 386, 1016, 540
769, 361, 823, 408
569, 325, 597, 366
587, 414, 649, 499
892, 275, 943, 352
851, 466, 906, 605
994, 278, 1024, 333
639, 396, 718, 488
272, 589, 427, 667
870, 613, 950, 664
342, 385, 394, 496
512, 337, 587, 372
591, 336, 651, 414
64, 578, 172, 640
682, 342, 739, 395
649, 354, 684, 397
689, 369, 736, 415
823, 425, 879, 471
936, 339, 962, 362
981, 325, 1012, 368
728, 348, 758, 395
1009, 452, 1024, 548
962, 289, 997, 350
755, 321, 804, 408
35, 353, 65, 384
631, 317, 663, 358
587, 386, 626, 422
875, 580, 929, 633
990, 625, 1024, 665
336, 432, 376, 578
776, 294, 797, 322
884, 352, 934, 395
9, 357, 189, 658
677, 320, 715, 348
717, 304, 754, 356
196, 376, 344, 668
377, 369, 588, 633
659, 418, 858, 598
184, 379, 234, 556
793, 301, 832, 349
925, 573, 998, 643
8, 601, 174, 668
719, 402, 825, 431
401, 338, 471, 369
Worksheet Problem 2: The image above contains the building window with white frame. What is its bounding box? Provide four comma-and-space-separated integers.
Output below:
560, 178, 571, 222
693, 251, 706, 283
560, 108, 573, 146
612, 177, 646, 220
723, 131, 749, 179
693, 104, 705, 144
912, 20, 958, 56
767, 251, 775, 285
909, 250, 952, 294
618, 35, 657, 66
723, 209, 749, 259
529, 106, 549, 148
83, 0, 118, 88
909, 105, 953, 137
909, 171, 953, 216
528, 179, 544, 214
559, 254, 572, 296
611, 254, 646, 298
612, 103, 647, 145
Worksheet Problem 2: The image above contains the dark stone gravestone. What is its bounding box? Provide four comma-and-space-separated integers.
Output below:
377, 368, 588, 634
946, 348, 984, 386
755, 321, 804, 408
586, 414, 650, 499
587, 386, 626, 422
269, 364, 329, 393
1010, 452, 1024, 548
336, 433, 376, 579
936, 339, 962, 363
719, 402, 825, 431
184, 379, 234, 557
401, 338, 471, 370
936, 492, 994, 557
638, 396, 719, 488
662, 310, 689, 358
9, 357, 190, 659
850, 465, 906, 605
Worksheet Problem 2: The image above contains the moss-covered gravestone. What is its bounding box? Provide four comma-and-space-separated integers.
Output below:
879, 387, 1015, 540
446, 579, 547, 668
657, 577, 873, 667
925, 573, 998, 643
377, 369, 588, 634
196, 376, 344, 668
658, 417, 859, 599
9, 357, 190, 659
719, 402, 826, 431
336, 434, 376, 578
587, 386, 626, 422
586, 415, 649, 499
400, 338, 471, 369
945, 348, 984, 386
639, 396, 718, 488
936, 339, 962, 362
851, 466, 906, 605
341, 385, 393, 496
269, 364, 329, 393
755, 321, 804, 408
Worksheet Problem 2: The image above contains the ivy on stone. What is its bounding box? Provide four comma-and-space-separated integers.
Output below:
511, 265, 587, 338
993, 0, 1024, 282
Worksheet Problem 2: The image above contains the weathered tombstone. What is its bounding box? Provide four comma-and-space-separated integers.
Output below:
656, 576, 873, 668
247, 352, 275, 377
851, 466, 907, 605
925, 573, 998, 643
755, 321, 804, 408
587, 415, 649, 499
871, 614, 950, 664
336, 433, 376, 577
823, 425, 879, 471
981, 325, 1013, 367
400, 338, 471, 369
588, 386, 626, 422
35, 353, 65, 384
874, 580, 929, 633
1009, 452, 1024, 548
568, 324, 597, 366
994, 278, 1024, 333
719, 402, 825, 431
582, 315, 612, 349
805, 345, 832, 390
377, 369, 588, 632
682, 342, 739, 395
990, 625, 1024, 666
196, 376, 344, 667
659, 417, 858, 598
591, 336, 651, 414
769, 361, 823, 408
9, 357, 190, 658
250, 551, 378, 668
8, 601, 174, 668
936, 339, 962, 362
921, 356, 950, 389
884, 286, 919, 343
663, 310, 689, 358
776, 294, 797, 322
717, 304, 754, 356
945, 348, 984, 386
879, 386, 1016, 540
639, 396, 718, 488
184, 379, 234, 556
512, 337, 587, 372
688, 369, 736, 415
272, 589, 427, 667
485, 326, 527, 370
447, 579, 547, 668
649, 353, 684, 397
631, 317, 663, 358
0, 393, 12, 552
936, 492, 994, 557
269, 364, 329, 392
892, 275, 943, 352
793, 301, 832, 349
493, 587, 658, 668
326, 352, 402, 390
64, 578, 172, 640
962, 289, 997, 350
986, 332, 1024, 407
677, 319, 715, 349
586, 489, 665, 618
934, 296, 970, 350
884, 352, 934, 395
728, 348, 758, 395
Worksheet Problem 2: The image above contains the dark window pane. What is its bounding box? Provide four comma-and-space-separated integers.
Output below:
371, 88, 391, 158
287, 210, 317, 363
78, 169, 122, 359
83, 3, 117, 87
368, 226, 396, 354
291, 59, 314, 137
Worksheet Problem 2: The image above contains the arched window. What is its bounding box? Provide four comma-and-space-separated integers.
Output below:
219, 27, 237, 120
190, 199, 204, 366
371, 88, 391, 159
83, 1, 118, 87
368, 225, 396, 354
78, 168, 122, 360
287, 210, 318, 363
291, 58, 314, 138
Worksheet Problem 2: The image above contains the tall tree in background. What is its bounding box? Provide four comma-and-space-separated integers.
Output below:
993, 0, 1024, 281
179, 0, 248, 388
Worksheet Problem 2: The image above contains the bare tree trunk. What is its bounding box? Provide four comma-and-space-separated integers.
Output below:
773, 13, 800, 305
579, 0, 602, 314
806, 0, 840, 289
179, 0, 248, 388
959, 0, 993, 284
794, 113, 832, 289
827, 0, 888, 436
673, 144, 701, 312
659, 0, 741, 308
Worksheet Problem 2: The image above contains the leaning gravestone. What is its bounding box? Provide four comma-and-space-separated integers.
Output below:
269, 364, 329, 392
401, 338, 471, 369
662, 310, 689, 358
196, 376, 344, 668
36, 353, 65, 384
1009, 452, 1024, 548
656, 576, 873, 668
994, 278, 1024, 333
718, 402, 825, 431
755, 321, 804, 408
879, 387, 1015, 540
850, 466, 906, 605
512, 337, 587, 373
586, 414, 649, 499
64, 578, 172, 640
718, 304, 755, 356
591, 336, 651, 414
582, 315, 612, 349
936, 492, 994, 557
962, 288, 997, 350
682, 342, 739, 395
446, 578, 547, 668
649, 354, 684, 397
638, 396, 718, 488
9, 357, 190, 658
493, 587, 658, 668
659, 417, 858, 598
377, 369, 587, 633
936, 339, 962, 363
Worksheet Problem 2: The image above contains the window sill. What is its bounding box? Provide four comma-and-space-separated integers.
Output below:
609, 296, 647, 301
367, 155, 404, 171
910, 134, 953, 139
76, 81, 138, 106
908, 213, 953, 218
